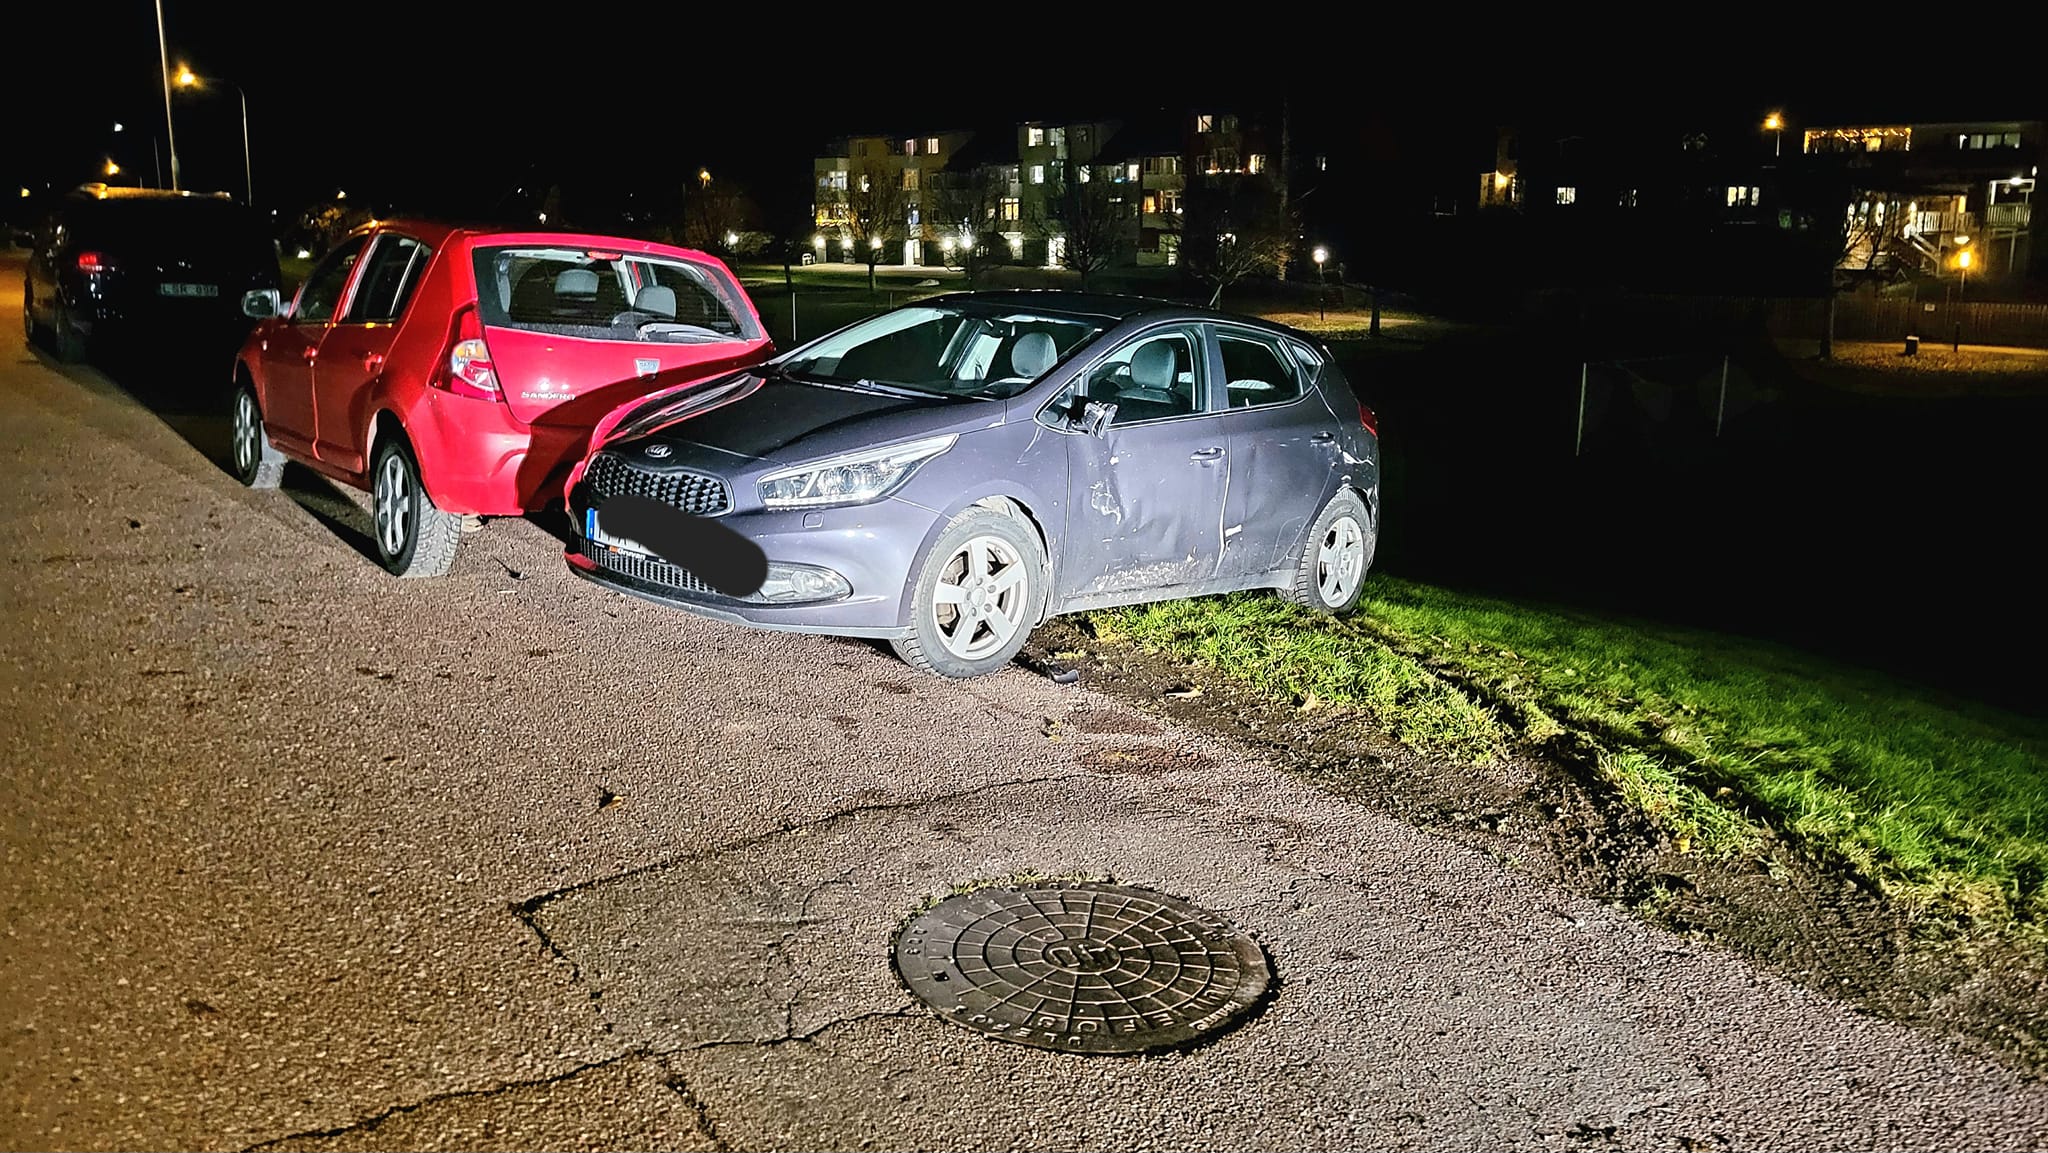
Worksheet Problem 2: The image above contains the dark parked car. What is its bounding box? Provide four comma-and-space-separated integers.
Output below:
21, 183, 278, 363
565, 291, 1380, 678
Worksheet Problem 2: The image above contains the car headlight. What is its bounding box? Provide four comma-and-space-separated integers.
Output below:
758, 434, 957, 510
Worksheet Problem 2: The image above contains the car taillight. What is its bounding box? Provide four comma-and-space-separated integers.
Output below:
435, 307, 504, 403
76, 251, 110, 273
1358, 402, 1378, 437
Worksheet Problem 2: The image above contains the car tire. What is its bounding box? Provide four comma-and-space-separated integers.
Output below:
52, 300, 87, 363
1285, 488, 1374, 616
892, 507, 1047, 679
229, 384, 285, 489
21, 283, 43, 348
370, 435, 461, 578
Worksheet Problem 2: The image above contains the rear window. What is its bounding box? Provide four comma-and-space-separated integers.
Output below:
471, 246, 759, 344
66, 198, 272, 267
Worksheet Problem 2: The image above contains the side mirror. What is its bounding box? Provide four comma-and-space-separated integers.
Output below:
241, 288, 283, 320
1077, 399, 1117, 438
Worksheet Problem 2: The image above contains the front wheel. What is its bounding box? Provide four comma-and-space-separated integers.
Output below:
891, 508, 1046, 679
371, 436, 462, 578
230, 385, 285, 489
1285, 489, 1374, 615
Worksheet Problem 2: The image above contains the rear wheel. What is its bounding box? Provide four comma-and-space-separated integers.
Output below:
230, 385, 285, 489
1285, 489, 1374, 616
21, 283, 40, 347
51, 301, 87, 363
892, 508, 1046, 679
371, 436, 461, 578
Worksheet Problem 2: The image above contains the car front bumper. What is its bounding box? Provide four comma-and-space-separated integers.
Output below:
563, 496, 941, 637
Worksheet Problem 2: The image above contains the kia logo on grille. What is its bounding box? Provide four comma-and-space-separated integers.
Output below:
644, 443, 673, 458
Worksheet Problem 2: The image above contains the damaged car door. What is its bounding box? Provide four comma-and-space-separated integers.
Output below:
1056, 324, 1225, 601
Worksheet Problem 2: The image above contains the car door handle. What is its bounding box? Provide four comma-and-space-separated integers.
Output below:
1190, 447, 1225, 462
362, 352, 384, 370
1311, 431, 1336, 443
301, 346, 318, 361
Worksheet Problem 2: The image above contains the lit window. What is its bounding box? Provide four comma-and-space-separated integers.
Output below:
1128, 163, 1140, 181
1196, 114, 1214, 133
1556, 186, 1577, 205
1248, 153, 1265, 174
1027, 127, 1045, 147
1142, 194, 1158, 213
1049, 127, 1066, 149
1160, 189, 1182, 214
926, 137, 939, 154
1316, 155, 1328, 172
1078, 166, 1091, 183
1030, 165, 1045, 184
905, 138, 918, 156
1619, 188, 1638, 207
1000, 197, 1019, 222
902, 169, 919, 191
859, 174, 871, 193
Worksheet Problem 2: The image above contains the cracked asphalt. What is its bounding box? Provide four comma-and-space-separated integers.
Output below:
4, 256, 2046, 1151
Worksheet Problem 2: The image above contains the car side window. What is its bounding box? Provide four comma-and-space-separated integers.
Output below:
1218, 330, 1302, 409
293, 236, 369, 324
1068, 328, 1206, 426
342, 234, 432, 324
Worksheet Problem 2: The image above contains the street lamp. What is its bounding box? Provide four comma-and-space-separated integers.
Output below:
1312, 246, 1328, 321
103, 158, 121, 178
1958, 246, 1973, 294
1764, 112, 1784, 157
698, 168, 712, 188
175, 65, 254, 205
725, 230, 739, 249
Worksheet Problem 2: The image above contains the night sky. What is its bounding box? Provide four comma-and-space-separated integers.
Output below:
10, 8, 2042, 228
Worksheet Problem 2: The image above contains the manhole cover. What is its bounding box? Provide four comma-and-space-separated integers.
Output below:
894, 881, 1270, 1053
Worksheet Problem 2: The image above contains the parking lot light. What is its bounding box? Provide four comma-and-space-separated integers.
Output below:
725, 231, 739, 248
103, 158, 121, 177
812, 234, 825, 250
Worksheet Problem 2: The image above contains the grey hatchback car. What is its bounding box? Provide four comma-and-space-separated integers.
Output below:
565, 291, 1380, 678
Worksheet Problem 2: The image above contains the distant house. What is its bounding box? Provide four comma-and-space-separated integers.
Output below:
1797, 120, 2040, 281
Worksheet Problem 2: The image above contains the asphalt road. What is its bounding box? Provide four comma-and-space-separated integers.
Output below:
4, 253, 2046, 1151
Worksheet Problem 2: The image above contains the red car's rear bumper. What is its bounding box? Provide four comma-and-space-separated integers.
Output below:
405, 392, 589, 516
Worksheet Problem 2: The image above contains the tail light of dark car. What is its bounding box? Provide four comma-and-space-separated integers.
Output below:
1358, 402, 1378, 437
431, 305, 505, 403
75, 251, 114, 273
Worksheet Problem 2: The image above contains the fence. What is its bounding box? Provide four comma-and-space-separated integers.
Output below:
1594, 294, 2048, 348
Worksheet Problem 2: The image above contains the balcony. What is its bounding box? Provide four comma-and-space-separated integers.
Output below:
1986, 202, 2032, 232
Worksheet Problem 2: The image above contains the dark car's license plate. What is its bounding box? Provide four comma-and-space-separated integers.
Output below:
158, 283, 219, 298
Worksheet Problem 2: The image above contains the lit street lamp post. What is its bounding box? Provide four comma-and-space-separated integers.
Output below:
1764, 112, 1784, 158
1312, 246, 1328, 322
175, 65, 254, 205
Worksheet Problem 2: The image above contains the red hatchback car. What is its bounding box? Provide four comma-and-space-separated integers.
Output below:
228, 220, 771, 575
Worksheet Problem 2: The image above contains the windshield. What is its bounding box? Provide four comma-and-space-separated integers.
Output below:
777, 304, 1104, 399
471, 245, 761, 344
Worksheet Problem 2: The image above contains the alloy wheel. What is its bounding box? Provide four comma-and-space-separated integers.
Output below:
374, 453, 412, 559
929, 533, 1028, 661
232, 392, 260, 476
1316, 515, 1366, 606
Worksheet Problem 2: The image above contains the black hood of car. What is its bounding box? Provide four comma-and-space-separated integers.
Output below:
599, 369, 1005, 468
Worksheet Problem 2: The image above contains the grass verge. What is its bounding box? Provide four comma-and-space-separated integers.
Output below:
1087, 579, 2048, 930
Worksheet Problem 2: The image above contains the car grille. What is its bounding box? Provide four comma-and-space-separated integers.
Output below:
584, 452, 730, 517
580, 538, 724, 598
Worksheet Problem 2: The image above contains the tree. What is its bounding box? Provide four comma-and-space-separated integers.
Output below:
1028, 162, 1124, 290
928, 166, 1011, 288
1178, 173, 1294, 308
1785, 170, 1909, 360
844, 157, 909, 292
676, 173, 759, 258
